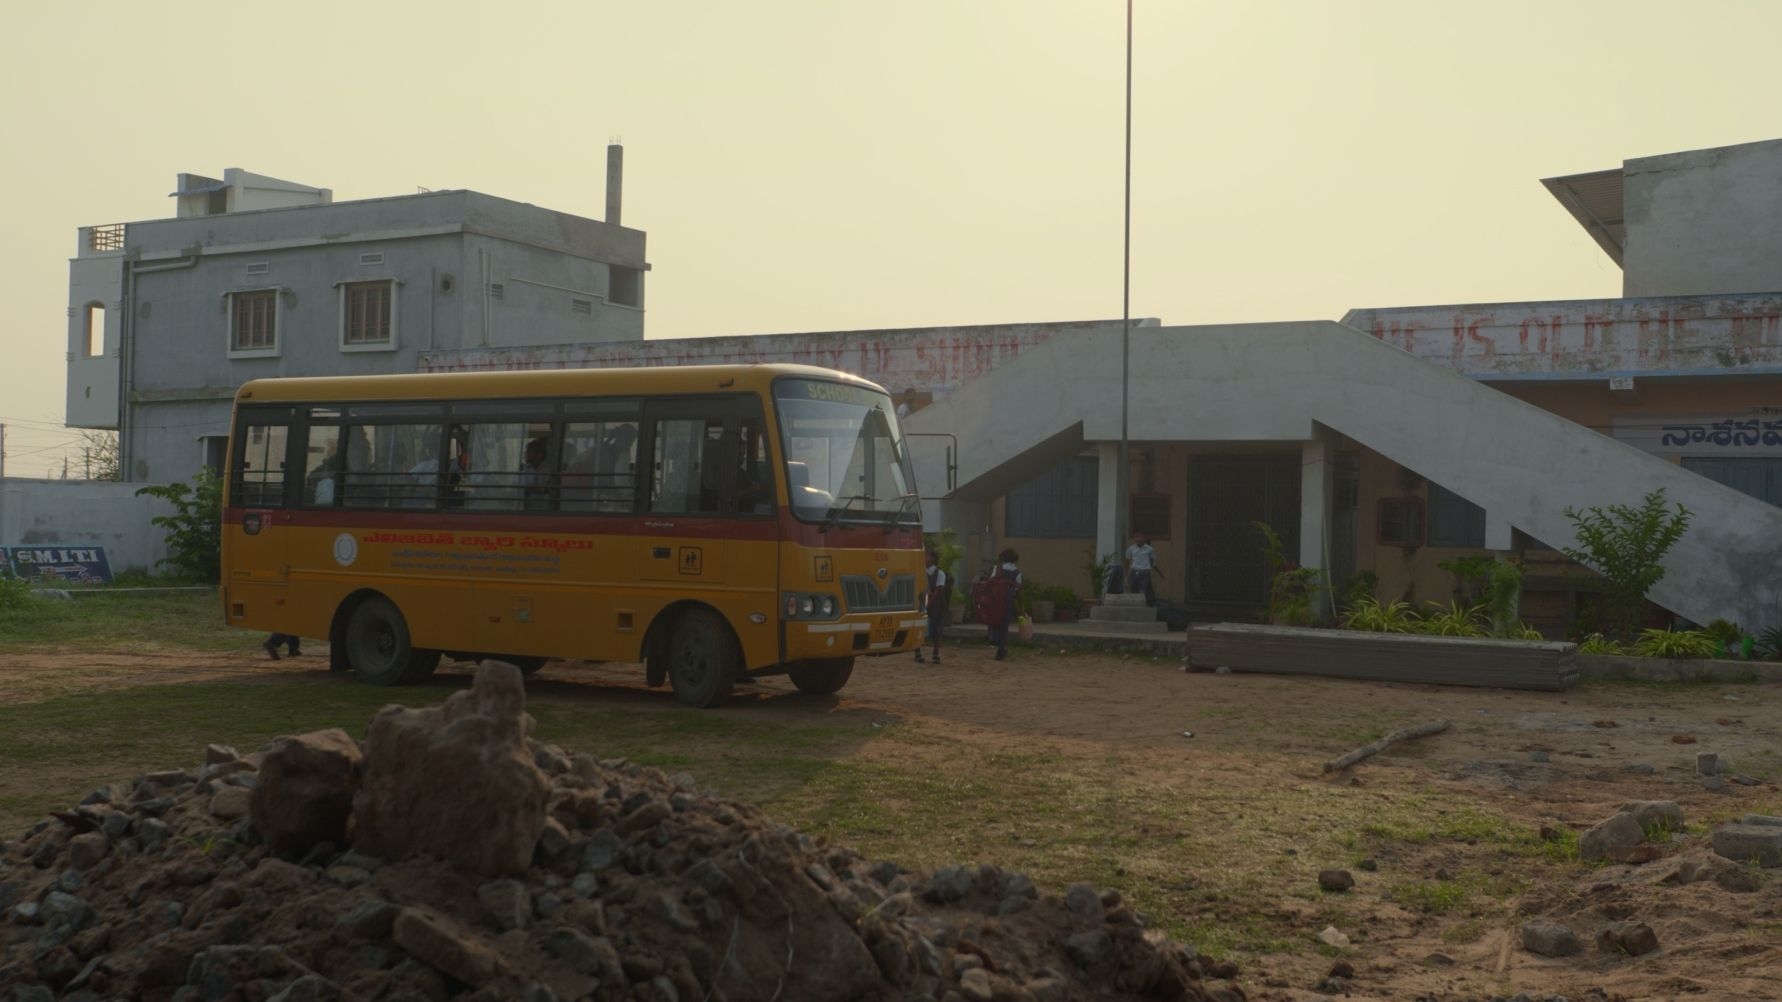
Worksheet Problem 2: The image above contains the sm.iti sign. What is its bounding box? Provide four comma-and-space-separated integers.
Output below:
3, 546, 113, 584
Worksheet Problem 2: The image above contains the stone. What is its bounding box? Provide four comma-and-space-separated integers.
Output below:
1597, 921, 1659, 956
1703, 776, 1728, 792
540, 926, 605, 974
1064, 883, 1101, 918
924, 865, 973, 904
1522, 919, 1582, 957
392, 907, 505, 985
39, 891, 96, 932
1318, 869, 1354, 893
1740, 815, 1782, 827
209, 787, 252, 821
959, 967, 994, 1002
1357, 858, 1378, 871
1713, 825, 1782, 867
1315, 926, 1349, 948
336, 898, 400, 941
66, 834, 108, 871
266, 975, 345, 1002
1004, 872, 1038, 899
204, 743, 240, 766
1620, 801, 1684, 831
581, 830, 623, 873
1578, 813, 1645, 862
1696, 752, 1718, 776
1063, 930, 1112, 968
137, 818, 171, 852
251, 729, 364, 857
478, 879, 531, 932
571, 873, 598, 899
353, 664, 550, 876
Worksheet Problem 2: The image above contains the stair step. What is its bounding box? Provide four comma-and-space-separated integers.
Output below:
1101, 593, 1150, 608
1089, 607, 1162, 624
1069, 619, 1171, 634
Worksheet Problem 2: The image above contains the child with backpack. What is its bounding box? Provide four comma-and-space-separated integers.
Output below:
977, 548, 1024, 661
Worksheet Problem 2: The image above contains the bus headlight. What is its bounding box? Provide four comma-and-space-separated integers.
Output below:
783, 593, 843, 620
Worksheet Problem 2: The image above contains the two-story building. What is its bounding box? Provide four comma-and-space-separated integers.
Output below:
67, 159, 646, 483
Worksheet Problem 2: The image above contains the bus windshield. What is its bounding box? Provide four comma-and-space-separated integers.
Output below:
774, 378, 919, 524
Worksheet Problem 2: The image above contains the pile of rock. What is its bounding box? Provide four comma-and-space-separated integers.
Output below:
0, 664, 1242, 1001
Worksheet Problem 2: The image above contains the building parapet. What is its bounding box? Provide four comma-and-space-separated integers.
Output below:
1343, 293, 1782, 380
78, 224, 125, 257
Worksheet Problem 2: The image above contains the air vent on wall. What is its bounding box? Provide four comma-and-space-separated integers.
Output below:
359, 252, 384, 266
572, 298, 592, 315
245, 262, 269, 276
489, 283, 504, 299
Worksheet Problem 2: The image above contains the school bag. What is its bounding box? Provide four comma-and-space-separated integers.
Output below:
973, 568, 1019, 624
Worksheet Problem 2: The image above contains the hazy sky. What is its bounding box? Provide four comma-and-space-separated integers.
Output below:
3, 1, 1777, 477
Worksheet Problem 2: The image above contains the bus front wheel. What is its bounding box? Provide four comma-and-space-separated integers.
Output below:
787, 657, 854, 695
662, 609, 738, 708
345, 596, 426, 686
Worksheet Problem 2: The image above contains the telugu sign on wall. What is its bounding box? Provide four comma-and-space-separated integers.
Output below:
2, 546, 114, 584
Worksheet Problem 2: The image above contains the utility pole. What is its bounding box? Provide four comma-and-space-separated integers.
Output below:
0, 422, 6, 480
1114, 0, 1134, 556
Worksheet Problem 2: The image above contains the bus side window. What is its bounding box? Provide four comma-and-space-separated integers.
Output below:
649, 418, 723, 515
234, 422, 290, 507
736, 418, 771, 515
305, 426, 342, 506
561, 419, 638, 513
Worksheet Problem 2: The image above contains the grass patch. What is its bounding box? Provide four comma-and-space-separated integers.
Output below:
0, 591, 247, 652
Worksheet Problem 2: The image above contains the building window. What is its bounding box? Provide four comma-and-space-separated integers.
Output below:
84, 302, 106, 357
610, 266, 641, 308
340, 280, 396, 350
229, 290, 279, 355
1377, 497, 1425, 547
1683, 457, 1782, 509
1130, 494, 1171, 540
1427, 481, 1486, 548
1006, 456, 1098, 538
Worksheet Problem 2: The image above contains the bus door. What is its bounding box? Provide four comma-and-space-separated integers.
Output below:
638, 401, 735, 589
226, 408, 298, 622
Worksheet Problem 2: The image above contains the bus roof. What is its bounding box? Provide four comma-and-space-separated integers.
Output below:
234, 363, 888, 404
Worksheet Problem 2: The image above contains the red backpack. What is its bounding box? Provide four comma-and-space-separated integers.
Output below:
973, 568, 1019, 624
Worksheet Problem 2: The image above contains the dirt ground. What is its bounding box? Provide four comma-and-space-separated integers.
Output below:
5, 640, 1780, 1001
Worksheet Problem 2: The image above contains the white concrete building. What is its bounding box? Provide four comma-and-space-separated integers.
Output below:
67, 157, 646, 483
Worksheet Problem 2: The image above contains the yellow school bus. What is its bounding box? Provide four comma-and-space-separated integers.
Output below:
221, 364, 926, 706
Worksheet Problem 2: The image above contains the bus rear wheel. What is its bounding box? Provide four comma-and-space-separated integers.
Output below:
505, 656, 548, 677
787, 657, 854, 695
345, 596, 428, 686
662, 608, 738, 708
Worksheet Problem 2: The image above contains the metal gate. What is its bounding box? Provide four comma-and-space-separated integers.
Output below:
1186, 456, 1301, 612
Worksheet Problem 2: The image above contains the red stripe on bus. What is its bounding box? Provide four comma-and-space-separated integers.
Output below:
223, 508, 923, 547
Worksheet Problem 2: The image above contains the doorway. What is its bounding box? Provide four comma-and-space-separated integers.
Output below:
1185, 455, 1300, 615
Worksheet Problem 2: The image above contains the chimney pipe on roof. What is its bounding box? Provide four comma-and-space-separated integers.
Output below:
605, 143, 623, 226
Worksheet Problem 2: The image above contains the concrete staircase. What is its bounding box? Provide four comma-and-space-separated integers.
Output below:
1074, 592, 1167, 633
906, 320, 1782, 632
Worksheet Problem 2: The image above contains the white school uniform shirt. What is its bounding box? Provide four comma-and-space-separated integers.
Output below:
1126, 542, 1156, 571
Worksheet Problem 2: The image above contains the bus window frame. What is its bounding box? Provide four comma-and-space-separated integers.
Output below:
229, 405, 299, 508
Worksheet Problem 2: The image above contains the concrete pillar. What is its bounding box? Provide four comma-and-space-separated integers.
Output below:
1299, 432, 1333, 620
1095, 441, 1121, 565
1484, 513, 1514, 552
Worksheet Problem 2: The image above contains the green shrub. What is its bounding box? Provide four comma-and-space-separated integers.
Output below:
1577, 632, 1627, 655
0, 575, 35, 612
1632, 628, 1717, 659
1340, 597, 1418, 634
1414, 600, 1488, 638
1757, 627, 1782, 662
1561, 490, 1692, 641
135, 467, 223, 584
1253, 521, 1324, 626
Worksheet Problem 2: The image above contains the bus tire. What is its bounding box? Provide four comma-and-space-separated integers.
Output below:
664, 608, 738, 708
787, 657, 854, 695
345, 596, 420, 687
506, 656, 548, 677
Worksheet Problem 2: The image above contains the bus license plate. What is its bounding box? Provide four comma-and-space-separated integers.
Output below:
870, 615, 897, 643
